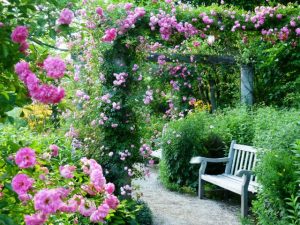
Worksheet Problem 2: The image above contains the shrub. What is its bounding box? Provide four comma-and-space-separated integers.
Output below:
252, 108, 300, 224
136, 200, 153, 225
105, 200, 152, 225
160, 112, 225, 189
253, 107, 300, 150
208, 106, 254, 147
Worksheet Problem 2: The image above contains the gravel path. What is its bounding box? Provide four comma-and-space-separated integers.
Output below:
133, 167, 241, 225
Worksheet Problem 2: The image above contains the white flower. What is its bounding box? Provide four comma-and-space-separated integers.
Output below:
207, 35, 215, 45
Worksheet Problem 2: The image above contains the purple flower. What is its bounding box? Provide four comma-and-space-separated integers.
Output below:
58, 8, 74, 25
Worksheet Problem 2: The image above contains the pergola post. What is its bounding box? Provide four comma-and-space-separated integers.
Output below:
241, 64, 254, 106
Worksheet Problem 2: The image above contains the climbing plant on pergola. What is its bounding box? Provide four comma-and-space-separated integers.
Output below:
70, 0, 299, 191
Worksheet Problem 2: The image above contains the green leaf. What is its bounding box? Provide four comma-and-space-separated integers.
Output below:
0, 215, 17, 225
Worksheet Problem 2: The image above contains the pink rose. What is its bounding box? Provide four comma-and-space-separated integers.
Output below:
15, 147, 36, 169
11, 26, 28, 43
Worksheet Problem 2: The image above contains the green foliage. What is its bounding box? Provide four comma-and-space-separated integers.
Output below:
135, 200, 153, 225
254, 41, 300, 108
253, 107, 300, 150
105, 200, 153, 225
285, 195, 300, 225
160, 112, 225, 188
208, 106, 255, 146
251, 108, 300, 224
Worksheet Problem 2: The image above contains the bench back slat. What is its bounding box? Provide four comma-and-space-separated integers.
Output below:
226, 141, 257, 176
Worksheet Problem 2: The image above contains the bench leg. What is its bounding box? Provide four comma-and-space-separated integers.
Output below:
198, 161, 207, 199
241, 189, 248, 218
198, 177, 205, 199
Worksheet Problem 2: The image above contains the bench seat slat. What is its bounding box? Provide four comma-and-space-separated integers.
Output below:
201, 174, 258, 194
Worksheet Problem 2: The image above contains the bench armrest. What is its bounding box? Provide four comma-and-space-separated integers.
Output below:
235, 170, 254, 177
235, 170, 254, 188
190, 156, 229, 164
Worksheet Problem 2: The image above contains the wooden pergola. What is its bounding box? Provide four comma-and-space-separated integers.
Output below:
148, 53, 254, 110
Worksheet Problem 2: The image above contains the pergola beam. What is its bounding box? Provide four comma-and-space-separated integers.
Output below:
147, 53, 236, 65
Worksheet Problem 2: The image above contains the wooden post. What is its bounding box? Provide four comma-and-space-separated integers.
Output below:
241, 65, 254, 105
208, 78, 217, 112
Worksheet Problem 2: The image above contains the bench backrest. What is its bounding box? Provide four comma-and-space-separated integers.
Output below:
225, 140, 257, 181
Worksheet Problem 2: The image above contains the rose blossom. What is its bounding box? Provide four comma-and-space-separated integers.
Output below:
12, 174, 34, 195
49, 144, 59, 157
96, 7, 104, 17
11, 26, 28, 43
19, 41, 29, 54
15, 61, 30, 77
90, 169, 106, 191
59, 165, 76, 179
90, 203, 110, 223
58, 8, 74, 25
43, 56, 66, 79
102, 28, 117, 42
105, 183, 115, 194
24, 213, 47, 225
104, 194, 119, 209
34, 189, 62, 214
79, 199, 97, 217
15, 147, 36, 169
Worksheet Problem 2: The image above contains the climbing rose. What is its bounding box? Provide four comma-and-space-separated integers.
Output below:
90, 203, 110, 223
19, 41, 29, 54
31, 84, 65, 104
59, 165, 76, 179
90, 169, 106, 191
102, 28, 117, 42
59, 198, 78, 213
12, 174, 34, 195
96, 7, 104, 17
43, 56, 66, 79
15, 147, 36, 169
24, 213, 47, 225
104, 194, 119, 209
49, 144, 59, 157
11, 26, 28, 43
58, 8, 74, 25
15, 61, 30, 76
79, 199, 97, 217
34, 189, 62, 214
105, 183, 115, 194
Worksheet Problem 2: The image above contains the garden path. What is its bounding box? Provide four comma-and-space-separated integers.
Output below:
133, 167, 241, 225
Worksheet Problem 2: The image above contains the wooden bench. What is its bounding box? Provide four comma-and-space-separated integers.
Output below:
190, 140, 259, 217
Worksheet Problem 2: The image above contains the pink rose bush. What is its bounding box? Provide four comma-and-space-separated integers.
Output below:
14, 56, 66, 104
8, 146, 119, 225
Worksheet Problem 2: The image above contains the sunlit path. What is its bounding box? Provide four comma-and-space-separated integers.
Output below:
134, 167, 240, 225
